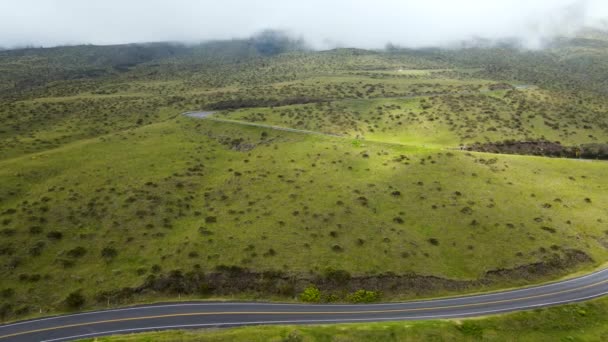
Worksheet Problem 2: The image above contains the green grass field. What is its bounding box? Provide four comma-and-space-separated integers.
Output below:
1, 41, 607, 321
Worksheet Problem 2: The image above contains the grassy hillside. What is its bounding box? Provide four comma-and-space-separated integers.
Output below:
217, 87, 608, 147
0, 35, 607, 321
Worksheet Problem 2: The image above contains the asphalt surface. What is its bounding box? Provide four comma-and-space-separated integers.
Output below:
2, 267, 608, 341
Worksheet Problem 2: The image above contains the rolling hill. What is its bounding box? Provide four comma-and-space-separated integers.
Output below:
0, 32, 607, 322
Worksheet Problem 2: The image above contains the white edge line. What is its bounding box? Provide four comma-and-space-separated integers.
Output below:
39, 290, 608, 342
2, 267, 608, 329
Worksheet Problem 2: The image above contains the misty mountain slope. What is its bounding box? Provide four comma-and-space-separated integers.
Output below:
0, 34, 607, 321
0, 47, 467, 160
0, 32, 305, 100
420, 33, 608, 95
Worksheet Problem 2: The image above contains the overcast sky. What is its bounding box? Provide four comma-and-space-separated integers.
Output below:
1, 0, 607, 49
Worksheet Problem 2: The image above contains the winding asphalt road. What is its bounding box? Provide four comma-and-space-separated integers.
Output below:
2, 267, 608, 341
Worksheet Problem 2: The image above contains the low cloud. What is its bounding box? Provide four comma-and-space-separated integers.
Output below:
0, 0, 607, 49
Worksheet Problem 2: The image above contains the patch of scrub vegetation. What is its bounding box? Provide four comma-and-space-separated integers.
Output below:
466, 140, 608, 160
80, 296, 608, 341
218, 87, 608, 148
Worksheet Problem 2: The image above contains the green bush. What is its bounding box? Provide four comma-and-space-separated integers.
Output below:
322, 293, 340, 303
101, 247, 118, 260
283, 329, 304, 342
322, 268, 351, 285
46, 231, 63, 240
66, 246, 87, 258
299, 286, 321, 303
1, 288, 15, 298
65, 291, 85, 308
457, 321, 484, 338
347, 289, 381, 303
0, 303, 12, 320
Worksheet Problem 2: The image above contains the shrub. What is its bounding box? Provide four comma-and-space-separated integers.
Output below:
198, 282, 215, 296
28, 241, 45, 257
263, 248, 277, 257
347, 289, 381, 303
67, 246, 87, 258
428, 238, 440, 246
1, 288, 14, 298
284, 330, 303, 342
323, 268, 351, 285
461, 207, 473, 215
6, 257, 21, 269
65, 291, 85, 308
29, 226, 43, 234
0, 244, 15, 256
101, 247, 118, 260
47, 231, 63, 240
0, 303, 12, 320
14, 305, 30, 316
59, 259, 75, 268
198, 227, 213, 236
541, 226, 556, 234
0, 228, 16, 236
457, 321, 484, 338
300, 286, 321, 302
322, 293, 340, 303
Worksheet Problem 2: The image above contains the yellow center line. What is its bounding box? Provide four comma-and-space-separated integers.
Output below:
2, 277, 608, 340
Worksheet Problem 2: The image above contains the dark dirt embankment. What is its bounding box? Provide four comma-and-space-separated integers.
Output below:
464, 140, 608, 160
93, 249, 592, 305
